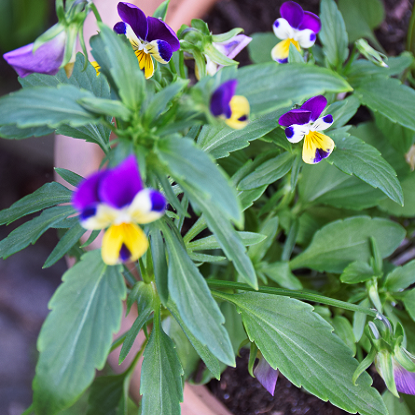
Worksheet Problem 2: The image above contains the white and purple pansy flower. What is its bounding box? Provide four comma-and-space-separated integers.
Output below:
72, 155, 166, 266
254, 355, 279, 396
272, 1, 321, 63
113, 2, 180, 79
278, 95, 334, 164
210, 79, 250, 130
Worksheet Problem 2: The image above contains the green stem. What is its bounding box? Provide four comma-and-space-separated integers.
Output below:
208, 280, 378, 317
169, 58, 177, 75
88, 2, 103, 23
179, 50, 186, 78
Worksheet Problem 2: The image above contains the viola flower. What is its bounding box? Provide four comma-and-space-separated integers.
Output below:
72, 156, 166, 265
210, 79, 250, 129
254, 355, 279, 396
113, 2, 180, 79
278, 95, 334, 164
272, 1, 321, 63
393, 360, 415, 395
3, 30, 67, 78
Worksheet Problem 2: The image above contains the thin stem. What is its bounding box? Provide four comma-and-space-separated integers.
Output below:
88, 2, 103, 23
179, 50, 186, 78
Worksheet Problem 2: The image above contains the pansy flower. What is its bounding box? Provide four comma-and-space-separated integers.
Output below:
278, 95, 334, 164
272, 1, 321, 63
113, 2, 180, 79
210, 79, 250, 129
72, 156, 166, 265
254, 355, 279, 396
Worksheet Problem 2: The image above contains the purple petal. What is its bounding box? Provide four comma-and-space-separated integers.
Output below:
215, 34, 252, 60
99, 156, 143, 209
299, 11, 321, 33
117, 2, 148, 40
3, 31, 66, 78
150, 190, 167, 213
394, 364, 415, 395
278, 109, 311, 127
254, 357, 279, 396
119, 244, 132, 261
114, 21, 127, 35
280, 1, 304, 29
154, 39, 173, 63
72, 171, 108, 211
313, 148, 330, 163
300, 95, 327, 121
210, 79, 237, 117
146, 17, 180, 51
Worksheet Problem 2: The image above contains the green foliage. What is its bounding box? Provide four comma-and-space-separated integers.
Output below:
384, 260, 415, 292
247, 33, 276, 64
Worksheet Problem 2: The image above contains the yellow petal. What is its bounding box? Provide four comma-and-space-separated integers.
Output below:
101, 223, 148, 265
91, 61, 101, 76
302, 131, 335, 164
135, 49, 154, 79
271, 38, 300, 62
225, 95, 250, 129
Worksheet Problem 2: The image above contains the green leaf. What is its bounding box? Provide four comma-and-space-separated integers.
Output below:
403, 289, 415, 322
260, 261, 303, 290
385, 260, 415, 292
212, 28, 244, 43
140, 310, 184, 415
319, 0, 349, 68
197, 111, 279, 159
90, 24, 145, 110
382, 390, 414, 415
288, 43, 305, 63
54, 168, 84, 187
248, 216, 279, 264
290, 216, 405, 273
237, 63, 352, 115
238, 151, 295, 190
247, 32, 276, 64
340, 261, 374, 284
205, 43, 238, 66
326, 95, 360, 129
332, 315, 356, 355
221, 292, 387, 415
167, 300, 221, 379
0, 182, 71, 225
0, 205, 75, 259
33, 251, 126, 415
187, 231, 265, 251
43, 223, 86, 268
79, 97, 132, 121
156, 136, 241, 224
153, 0, 170, 20
355, 76, 415, 132
354, 298, 370, 342
0, 124, 54, 139
160, 221, 235, 366
328, 131, 404, 205
188, 252, 226, 263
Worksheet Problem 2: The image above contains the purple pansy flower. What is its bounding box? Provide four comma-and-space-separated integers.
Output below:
113, 2, 180, 79
393, 360, 415, 395
278, 95, 334, 164
254, 355, 279, 396
272, 1, 321, 63
210, 79, 250, 129
3, 30, 66, 78
72, 155, 166, 265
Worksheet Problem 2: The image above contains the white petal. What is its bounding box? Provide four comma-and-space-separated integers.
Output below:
128, 189, 164, 224
81, 204, 119, 230
206, 56, 219, 76
295, 29, 317, 49
126, 24, 142, 48
312, 114, 334, 131
285, 124, 309, 143
273, 18, 295, 40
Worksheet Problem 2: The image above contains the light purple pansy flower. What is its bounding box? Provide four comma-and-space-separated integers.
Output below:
210, 79, 250, 129
272, 1, 321, 63
254, 356, 279, 396
393, 360, 415, 395
3, 31, 67, 78
279, 95, 334, 164
72, 155, 166, 265
114, 2, 180, 79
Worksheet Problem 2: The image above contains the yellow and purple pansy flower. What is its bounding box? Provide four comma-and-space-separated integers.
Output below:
279, 95, 334, 164
210, 79, 250, 129
113, 2, 180, 79
72, 155, 166, 265
272, 1, 321, 63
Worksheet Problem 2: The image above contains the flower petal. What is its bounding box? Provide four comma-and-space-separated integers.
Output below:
99, 155, 143, 209
214, 34, 252, 60
296, 29, 317, 49
146, 16, 180, 51
313, 114, 333, 131
285, 124, 308, 143
117, 2, 148, 40
299, 11, 321, 33
72, 171, 108, 212
225, 95, 250, 129
129, 189, 166, 224
113, 21, 127, 35
300, 95, 327, 121
394, 363, 415, 395
205, 56, 219, 76
280, 1, 304, 29
3, 31, 66, 78
254, 356, 279, 396
271, 38, 299, 63
101, 223, 148, 265
210, 79, 237, 117
278, 109, 311, 127
80, 204, 119, 230
146, 39, 172, 64
135, 49, 155, 79
273, 18, 295, 40
302, 131, 335, 164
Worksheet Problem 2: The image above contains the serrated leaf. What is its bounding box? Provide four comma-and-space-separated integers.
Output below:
290, 216, 405, 273
0, 205, 75, 259
160, 221, 235, 366
236, 63, 352, 115
54, 168, 84, 187
0, 182, 71, 225
140, 311, 183, 415
187, 231, 266, 251
340, 261, 374, 284
222, 292, 387, 415
328, 132, 403, 205
319, 0, 349, 68
385, 260, 415, 292
33, 251, 126, 415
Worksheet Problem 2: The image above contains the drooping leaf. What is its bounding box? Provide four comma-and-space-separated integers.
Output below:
33, 251, 126, 415
290, 216, 405, 273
